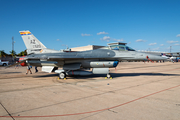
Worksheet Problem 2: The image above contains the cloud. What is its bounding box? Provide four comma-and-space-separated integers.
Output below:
160, 44, 164, 46
136, 39, 146, 42
174, 44, 180, 46
81, 33, 91, 36
100, 36, 126, 43
112, 38, 124, 42
100, 36, 111, 42
97, 31, 109, 35
167, 41, 179, 43
149, 43, 157, 46
176, 34, 180, 37
56, 39, 61, 41
100, 36, 125, 42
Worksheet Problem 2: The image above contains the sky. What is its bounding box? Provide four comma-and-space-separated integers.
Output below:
0, 0, 180, 54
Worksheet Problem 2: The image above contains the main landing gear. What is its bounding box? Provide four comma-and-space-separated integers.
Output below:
59, 72, 67, 80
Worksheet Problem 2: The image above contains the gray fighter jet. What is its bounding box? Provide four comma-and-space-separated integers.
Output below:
18, 30, 166, 79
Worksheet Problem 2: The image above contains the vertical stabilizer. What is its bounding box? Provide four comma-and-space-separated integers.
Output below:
19, 30, 46, 54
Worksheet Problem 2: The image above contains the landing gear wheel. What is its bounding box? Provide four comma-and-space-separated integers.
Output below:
3, 63, 7, 66
59, 72, 66, 79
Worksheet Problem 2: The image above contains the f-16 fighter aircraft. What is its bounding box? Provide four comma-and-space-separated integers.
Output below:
17, 30, 166, 79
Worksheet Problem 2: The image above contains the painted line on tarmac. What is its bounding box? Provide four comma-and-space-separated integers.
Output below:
0, 84, 180, 118
0, 102, 15, 120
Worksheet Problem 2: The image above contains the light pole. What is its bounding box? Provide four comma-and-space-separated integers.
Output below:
12, 36, 14, 52
170, 46, 172, 53
12, 36, 15, 62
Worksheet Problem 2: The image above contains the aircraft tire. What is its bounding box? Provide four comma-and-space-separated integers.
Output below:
3, 63, 7, 66
59, 72, 66, 79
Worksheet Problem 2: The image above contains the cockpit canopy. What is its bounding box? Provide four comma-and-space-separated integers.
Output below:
110, 45, 135, 51
100, 42, 136, 51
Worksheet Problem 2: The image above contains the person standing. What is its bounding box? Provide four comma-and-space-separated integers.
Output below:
26, 66, 32, 74
35, 66, 38, 73
15, 61, 19, 69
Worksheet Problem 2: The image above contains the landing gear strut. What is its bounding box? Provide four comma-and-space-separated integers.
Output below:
105, 74, 112, 79
107, 74, 111, 78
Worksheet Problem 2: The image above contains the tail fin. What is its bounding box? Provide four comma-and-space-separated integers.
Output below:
19, 30, 46, 54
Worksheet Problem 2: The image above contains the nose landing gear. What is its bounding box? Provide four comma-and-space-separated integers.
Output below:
105, 73, 112, 79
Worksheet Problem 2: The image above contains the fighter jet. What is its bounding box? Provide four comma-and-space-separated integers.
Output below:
17, 30, 167, 79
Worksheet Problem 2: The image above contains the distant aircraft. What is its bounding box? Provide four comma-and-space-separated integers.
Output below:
160, 53, 180, 62
14, 30, 167, 79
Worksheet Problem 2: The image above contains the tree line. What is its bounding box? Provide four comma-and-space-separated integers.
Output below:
0, 50, 27, 57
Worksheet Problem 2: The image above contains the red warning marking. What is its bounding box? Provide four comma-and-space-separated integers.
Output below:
1, 84, 180, 118
146, 56, 154, 63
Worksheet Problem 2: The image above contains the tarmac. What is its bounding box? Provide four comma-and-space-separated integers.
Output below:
0, 62, 180, 120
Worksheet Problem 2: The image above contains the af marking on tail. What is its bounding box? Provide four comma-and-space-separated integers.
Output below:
19, 30, 59, 54
19, 30, 46, 54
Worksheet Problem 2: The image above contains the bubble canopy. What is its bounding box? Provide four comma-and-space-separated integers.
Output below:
108, 42, 135, 51
109, 45, 135, 51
